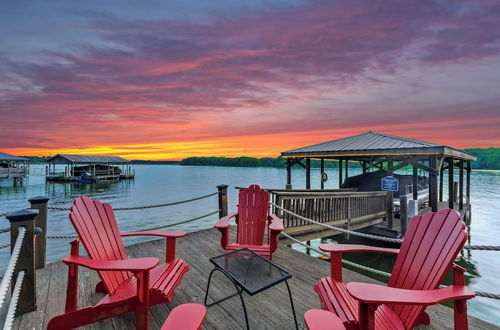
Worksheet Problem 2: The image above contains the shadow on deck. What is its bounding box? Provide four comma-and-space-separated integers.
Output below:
14, 228, 495, 330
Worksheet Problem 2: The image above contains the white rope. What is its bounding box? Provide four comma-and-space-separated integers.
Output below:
3, 270, 25, 330
47, 191, 219, 211
272, 202, 402, 244
0, 227, 26, 311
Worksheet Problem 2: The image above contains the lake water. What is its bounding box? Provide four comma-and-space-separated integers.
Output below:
1, 164, 499, 325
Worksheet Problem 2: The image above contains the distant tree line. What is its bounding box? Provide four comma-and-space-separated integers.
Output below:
17, 147, 500, 169
463, 148, 500, 170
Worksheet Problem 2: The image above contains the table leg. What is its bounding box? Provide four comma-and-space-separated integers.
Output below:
204, 268, 250, 329
285, 280, 299, 330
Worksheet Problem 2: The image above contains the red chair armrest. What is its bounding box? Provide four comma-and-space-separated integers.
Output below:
319, 244, 399, 255
268, 213, 284, 231
214, 212, 237, 229
161, 303, 206, 330
304, 310, 345, 330
121, 230, 186, 238
346, 282, 475, 305
63, 255, 159, 272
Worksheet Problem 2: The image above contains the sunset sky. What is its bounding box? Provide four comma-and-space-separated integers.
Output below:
1, 0, 499, 160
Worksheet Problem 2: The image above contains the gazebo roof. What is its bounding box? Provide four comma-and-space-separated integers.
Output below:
0, 152, 28, 161
281, 131, 476, 161
47, 154, 130, 164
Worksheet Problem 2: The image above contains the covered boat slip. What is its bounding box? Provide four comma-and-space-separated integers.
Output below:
281, 131, 476, 228
12, 228, 495, 329
46, 154, 134, 182
0, 153, 28, 184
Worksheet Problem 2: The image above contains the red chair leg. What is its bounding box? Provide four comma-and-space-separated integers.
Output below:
454, 299, 469, 330
135, 271, 150, 330
416, 310, 431, 325
95, 280, 107, 293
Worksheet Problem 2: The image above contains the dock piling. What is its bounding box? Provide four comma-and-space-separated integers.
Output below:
29, 196, 50, 269
217, 185, 228, 218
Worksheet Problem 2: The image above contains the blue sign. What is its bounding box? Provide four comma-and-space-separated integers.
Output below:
381, 176, 399, 191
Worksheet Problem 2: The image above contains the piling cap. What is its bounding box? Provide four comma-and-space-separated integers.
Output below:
28, 196, 50, 204
6, 209, 39, 222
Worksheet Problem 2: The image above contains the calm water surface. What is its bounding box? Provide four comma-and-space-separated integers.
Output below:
0, 165, 498, 325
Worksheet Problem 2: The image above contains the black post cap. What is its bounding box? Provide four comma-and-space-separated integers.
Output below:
217, 184, 229, 189
28, 196, 50, 205
6, 209, 39, 223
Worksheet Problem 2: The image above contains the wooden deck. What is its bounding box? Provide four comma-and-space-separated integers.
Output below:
13, 228, 496, 330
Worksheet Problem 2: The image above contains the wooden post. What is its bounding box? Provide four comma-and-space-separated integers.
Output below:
387, 160, 394, 228
305, 158, 311, 189
345, 160, 349, 180
338, 159, 343, 188
345, 196, 351, 239
29, 196, 50, 269
400, 194, 408, 236
412, 165, 418, 200
362, 161, 367, 174
6, 209, 38, 314
459, 160, 464, 210
286, 158, 292, 189
217, 185, 228, 218
448, 158, 454, 209
320, 158, 325, 190
429, 156, 439, 212
466, 161, 471, 206
439, 164, 444, 202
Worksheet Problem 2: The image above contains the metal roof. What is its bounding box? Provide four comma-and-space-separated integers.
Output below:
47, 154, 130, 164
282, 131, 476, 160
0, 152, 28, 161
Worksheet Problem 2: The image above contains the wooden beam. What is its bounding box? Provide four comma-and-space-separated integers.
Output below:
345, 160, 349, 179
459, 160, 464, 210
448, 157, 454, 209
439, 164, 444, 202
361, 161, 367, 174
338, 159, 343, 188
306, 158, 311, 189
320, 158, 324, 190
466, 160, 471, 205
387, 160, 410, 173
429, 156, 439, 212
412, 165, 418, 200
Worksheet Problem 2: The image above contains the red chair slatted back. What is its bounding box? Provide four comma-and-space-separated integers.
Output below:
69, 196, 132, 294
236, 185, 270, 245
387, 209, 467, 329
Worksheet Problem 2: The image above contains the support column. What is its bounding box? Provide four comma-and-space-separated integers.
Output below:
387, 159, 394, 228
305, 158, 311, 189
286, 158, 292, 189
429, 156, 439, 212
412, 165, 418, 200
338, 159, 343, 188
345, 160, 349, 180
320, 158, 325, 190
362, 161, 367, 174
466, 160, 471, 205
459, 160, 464, 210
448, 157, 455, 209
439, 164, 444, 202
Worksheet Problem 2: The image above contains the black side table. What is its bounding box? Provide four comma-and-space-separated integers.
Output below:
204, 248, 298, 330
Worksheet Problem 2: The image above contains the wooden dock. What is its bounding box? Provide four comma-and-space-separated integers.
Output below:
13, 228, 496, 330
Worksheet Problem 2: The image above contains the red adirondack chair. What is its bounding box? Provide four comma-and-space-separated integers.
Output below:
214, 184, 284, 259
305, 310, 346, 329
161, 303, 206, 330
314, 209, 475, 330
48, 196, 190, 330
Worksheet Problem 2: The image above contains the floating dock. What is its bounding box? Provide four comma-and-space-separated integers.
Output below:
12, 228, 496, 329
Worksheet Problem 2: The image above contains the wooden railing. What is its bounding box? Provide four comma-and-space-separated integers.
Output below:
270, 190, 389, 239
0, 168, 26, 178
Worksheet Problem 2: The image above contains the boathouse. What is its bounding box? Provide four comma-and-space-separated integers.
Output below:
281, 131, 475, 227
0, 152, 28, 184
46, 154, 134, 182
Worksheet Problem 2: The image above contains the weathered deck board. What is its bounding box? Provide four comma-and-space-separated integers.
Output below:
13, 228, 496, 330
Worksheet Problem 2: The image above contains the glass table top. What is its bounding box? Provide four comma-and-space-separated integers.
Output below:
210, 248, 292, 295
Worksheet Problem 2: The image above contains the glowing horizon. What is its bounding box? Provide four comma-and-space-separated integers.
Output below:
1, 0, 499, 160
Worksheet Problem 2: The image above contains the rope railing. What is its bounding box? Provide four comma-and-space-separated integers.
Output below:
46, 191, 219, 212
0, 226, 26, 311
3, 270, 25, 330
281, 231, 500, 300
271, 202, 500, 251
46, 209, 220, 239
